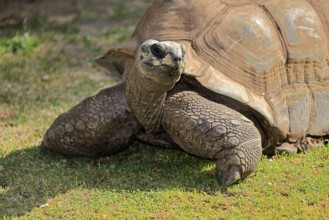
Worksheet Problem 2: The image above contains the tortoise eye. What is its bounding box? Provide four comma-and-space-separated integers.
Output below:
150, 44, 166, 58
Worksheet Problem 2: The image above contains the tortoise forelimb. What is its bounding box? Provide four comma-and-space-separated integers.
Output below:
162, 90, 262, 186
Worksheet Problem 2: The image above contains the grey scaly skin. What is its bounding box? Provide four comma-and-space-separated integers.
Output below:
41, 83, 142, 157
41, 39, 263, 186
163, 85, 262, 186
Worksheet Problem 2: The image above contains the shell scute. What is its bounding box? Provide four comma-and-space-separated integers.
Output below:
131, 0, 225, 42
262, 0, 329, 84
193, 5, 287, 95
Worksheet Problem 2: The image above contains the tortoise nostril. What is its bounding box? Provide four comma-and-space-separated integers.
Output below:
173, 57, 182, 63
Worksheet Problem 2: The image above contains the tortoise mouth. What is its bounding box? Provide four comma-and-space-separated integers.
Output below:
143, 61, 181, 73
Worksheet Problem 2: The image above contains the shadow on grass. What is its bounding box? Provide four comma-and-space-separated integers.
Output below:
0, 142, 220, 217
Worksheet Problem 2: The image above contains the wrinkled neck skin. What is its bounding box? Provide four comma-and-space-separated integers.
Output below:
125, 63, 180, 133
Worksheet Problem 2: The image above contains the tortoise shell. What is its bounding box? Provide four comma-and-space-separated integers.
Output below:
96, 0, 329, 144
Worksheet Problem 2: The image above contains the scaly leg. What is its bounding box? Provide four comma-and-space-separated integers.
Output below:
162, 91, 262, 186
41, 83, 142, 157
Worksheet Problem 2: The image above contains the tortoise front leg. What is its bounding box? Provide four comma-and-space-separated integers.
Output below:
41, 83, 142, 157
162, 91, 262, 187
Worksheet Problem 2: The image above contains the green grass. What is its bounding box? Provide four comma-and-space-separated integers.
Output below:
0, 33, 39, 55
1, 1, 329, 219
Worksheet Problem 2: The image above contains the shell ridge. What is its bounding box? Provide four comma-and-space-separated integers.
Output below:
259, 4, 288, 63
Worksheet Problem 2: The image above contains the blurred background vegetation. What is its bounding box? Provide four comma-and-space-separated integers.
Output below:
0, 0, 148, 131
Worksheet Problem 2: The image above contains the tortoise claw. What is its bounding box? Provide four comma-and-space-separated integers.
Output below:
216, 166, 241, 187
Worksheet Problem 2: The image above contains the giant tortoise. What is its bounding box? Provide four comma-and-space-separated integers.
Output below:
41, 0, 329, 186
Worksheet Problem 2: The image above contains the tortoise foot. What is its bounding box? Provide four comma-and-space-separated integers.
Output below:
216, 165, 241, 187
275, 137, 324, 155
275, 142, 298, 154
216, 138, 262, 186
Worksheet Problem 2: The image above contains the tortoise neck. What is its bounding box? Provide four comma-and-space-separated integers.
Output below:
125, 66, 169, 133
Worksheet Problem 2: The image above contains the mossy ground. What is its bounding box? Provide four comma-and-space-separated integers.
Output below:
0, 1, 328, 219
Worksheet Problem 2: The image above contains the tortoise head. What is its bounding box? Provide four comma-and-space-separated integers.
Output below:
125, 40, 186, 133
136, 39, 186, 90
